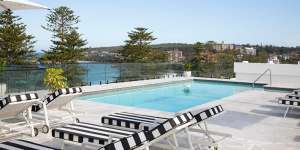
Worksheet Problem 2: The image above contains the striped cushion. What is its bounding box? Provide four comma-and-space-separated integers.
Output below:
32, 87, 82, 112
52, 122, 134, 146
147, 112, 193, 142
99, 131, 147, 150
0, 93, 39, 111
286, 94, 300, 100
101, 112, 169, 131
194, 105, 224, 122
0, 139, 59, 150
279, 98, 300, 106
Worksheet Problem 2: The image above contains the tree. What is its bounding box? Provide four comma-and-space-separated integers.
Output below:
216, 53, 234, 78
120, 27, 167, 62
42, 6, 86, 64
194, 42, 206, 54
61, 30, 87, 63
0, 9, 35, 64
191, 51, 217, 77
205, 41, 217, 52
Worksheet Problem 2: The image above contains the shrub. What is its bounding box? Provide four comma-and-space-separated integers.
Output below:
43, 68, 68, 92
184, 63, 192, 71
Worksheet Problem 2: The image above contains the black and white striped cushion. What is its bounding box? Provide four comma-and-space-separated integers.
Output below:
194, 105, 224, 122
0, 139, 59, 150
52, 122, 134, 146
279, 98, 300, 106
98, 131, 147, 150
0, 93, 39, 111
286, 94, 300, 100
101, 112, 169, 131
32, 87, 82, 112
99, 112, 193, 150
146, 112, 193, 142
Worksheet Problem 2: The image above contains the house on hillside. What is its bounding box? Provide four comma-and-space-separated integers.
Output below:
240, 47, 257, 56
166, 49, 185, 63
212, 41, 236, 51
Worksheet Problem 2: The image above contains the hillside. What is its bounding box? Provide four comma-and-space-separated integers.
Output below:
86, 43, 196, 61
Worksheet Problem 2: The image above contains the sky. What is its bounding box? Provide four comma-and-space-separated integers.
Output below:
14, 0, 300, 50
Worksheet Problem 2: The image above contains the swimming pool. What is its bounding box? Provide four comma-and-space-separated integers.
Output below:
80, 80, 260, 112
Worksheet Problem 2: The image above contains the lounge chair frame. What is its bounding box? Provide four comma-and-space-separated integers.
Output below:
0, 94, 47, 139
32, 88, 83, 128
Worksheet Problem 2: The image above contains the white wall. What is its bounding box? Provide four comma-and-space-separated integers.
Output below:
234, 62, 300, 88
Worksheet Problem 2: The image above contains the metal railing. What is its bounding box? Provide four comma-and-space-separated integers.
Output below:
252, 68, 272, 88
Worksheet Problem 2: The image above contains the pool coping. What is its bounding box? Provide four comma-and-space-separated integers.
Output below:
81, 77, 267, 96
82, 78, 193, 96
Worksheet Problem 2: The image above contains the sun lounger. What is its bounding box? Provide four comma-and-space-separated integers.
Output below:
101, 105, 228, 150
101, 105, 224, 131
100, 106, 226, 150
278, 97, 300, 118
99, 114, 193, 150
51, 112, 193, 149
293, 89, 300, 95
0, 93, 47, 138
31, 87, 83, 128
0, 139, 59, 150
286, 94, 300, 100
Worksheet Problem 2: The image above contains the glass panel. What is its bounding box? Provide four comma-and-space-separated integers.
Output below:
0, 63, 238, 96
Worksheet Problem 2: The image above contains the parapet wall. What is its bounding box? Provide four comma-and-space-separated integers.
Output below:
234, 62, 300, 88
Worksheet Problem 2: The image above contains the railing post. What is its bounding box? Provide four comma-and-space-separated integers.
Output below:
252, 68, 272, 88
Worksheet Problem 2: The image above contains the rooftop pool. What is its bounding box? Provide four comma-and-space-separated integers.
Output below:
79, 80, 262, 112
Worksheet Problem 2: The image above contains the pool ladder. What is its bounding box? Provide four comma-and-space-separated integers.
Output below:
252, 68, 272, 88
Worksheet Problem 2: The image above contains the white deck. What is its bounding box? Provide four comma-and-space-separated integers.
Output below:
3, 78, 300, 150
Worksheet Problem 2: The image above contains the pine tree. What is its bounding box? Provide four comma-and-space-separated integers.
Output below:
0, 9, 35, 64
194, 42, 206, 54
42, 6, 86, 64
121, 27, 167, 62
62, 30, 87, 63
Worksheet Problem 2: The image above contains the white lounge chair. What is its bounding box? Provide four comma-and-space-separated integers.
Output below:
101, 105, 230, 150
99, 114, 193, 150
100, 106, 227, 150
101, 106, 223, 131
31, 87, 83, 128
293, 89, 300, 95
0, 93, 46, 138
278, 97, 300, 118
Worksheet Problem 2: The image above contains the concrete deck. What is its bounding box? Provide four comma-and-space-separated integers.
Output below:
3, 78, 300, 150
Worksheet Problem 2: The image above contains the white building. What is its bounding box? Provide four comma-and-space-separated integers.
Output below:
268, 55, 280, 64
240, 47, 256, 56
167, 49, 185, 63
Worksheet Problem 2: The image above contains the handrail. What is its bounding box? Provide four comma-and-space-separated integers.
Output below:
252, 68, 272, 88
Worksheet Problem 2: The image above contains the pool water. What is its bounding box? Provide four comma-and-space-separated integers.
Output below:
80, 80, 258, 112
